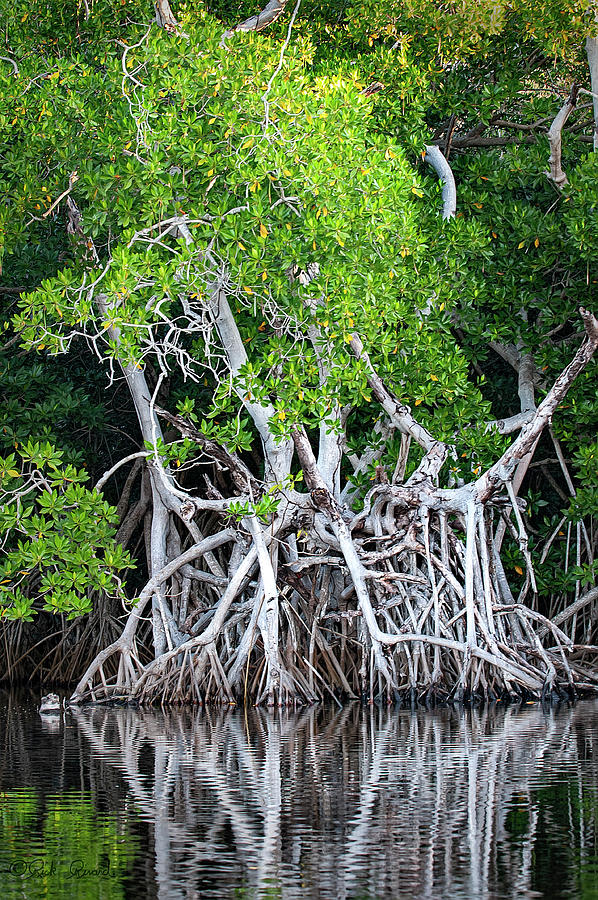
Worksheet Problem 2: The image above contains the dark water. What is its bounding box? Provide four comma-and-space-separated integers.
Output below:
1, 695, 598, 899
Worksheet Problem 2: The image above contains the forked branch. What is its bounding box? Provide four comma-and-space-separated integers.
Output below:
476, 308, 598, 502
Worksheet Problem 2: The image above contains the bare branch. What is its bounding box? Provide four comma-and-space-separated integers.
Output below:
542, 586, 598, 635
348, 332, 448, 479
485, 411, 534, 435
362, 82, 385, 97
154, 0, 178, 30
423, 145, 456, 219
476, 308, 598, 502
586, 37, 598, 151
42, 170, 79, 219
69, 530, 236, 703
0, 285, 27, 295
547, 83, 579, 189
262, 0, 302, 129
291, 425, 396, 689
94, 451, 149, 493
0, 56, 19, 74
221, 0, 289, 47
154, 405, 261, 496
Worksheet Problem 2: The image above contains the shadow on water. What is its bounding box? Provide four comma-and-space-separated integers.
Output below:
1, 694, 598, 899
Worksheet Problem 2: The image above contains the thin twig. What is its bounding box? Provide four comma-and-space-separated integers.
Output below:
262, 0, 302, 130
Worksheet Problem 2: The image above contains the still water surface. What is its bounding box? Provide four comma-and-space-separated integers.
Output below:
1, 694, 598, 899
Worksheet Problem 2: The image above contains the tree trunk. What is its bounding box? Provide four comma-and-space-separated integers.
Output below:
586, 37, 598, 151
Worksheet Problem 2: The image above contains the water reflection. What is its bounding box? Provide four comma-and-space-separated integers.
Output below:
1, 697, 598, 899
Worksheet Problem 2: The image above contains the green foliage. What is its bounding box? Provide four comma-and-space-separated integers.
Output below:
0, 789, 139, 899
5, 4, 493, 452
0, 442, 133, 621
343, 0, 593, 59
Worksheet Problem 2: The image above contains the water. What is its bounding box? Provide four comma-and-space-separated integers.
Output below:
1, 694, 598, 899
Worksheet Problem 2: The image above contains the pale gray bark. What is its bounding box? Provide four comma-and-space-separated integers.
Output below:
70, 530, 236, 703
0, 56, 19, 74
547, 83, 579, 189
206, 286, 293, 483
94, 451, 149, 493
485, 411, 534, 435
540, 586, 598, 635
586, 37, 598, 151
491, 346, 538, 552
476, 308, 598, 503
221, 0, 288, 46
424, 145, 457, 219
348, 334, 442, 456
154, 0, 177, 29
66, 194, 177, 654
317, 410, 343, 499
292, 426, 397, 690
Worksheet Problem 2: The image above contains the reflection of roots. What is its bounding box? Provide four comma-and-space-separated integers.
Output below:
69, 701, 598, 900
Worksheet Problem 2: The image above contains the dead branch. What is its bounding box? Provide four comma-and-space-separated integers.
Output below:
539, 586, 598, 637
154, 406, 261, 496
476, 308, 598, 502
220, 0, 289, 47
586, 37, 598, 151
94, 451, 149, 493
423, 145, 457, 219
154, 0, 178, 30
0, 56, 19, 75
547, 83, 579, 189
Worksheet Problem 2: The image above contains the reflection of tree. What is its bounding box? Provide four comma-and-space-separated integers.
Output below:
71, 702, 598, 899
0, 692, 144, 899
0, 791, 139, 900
